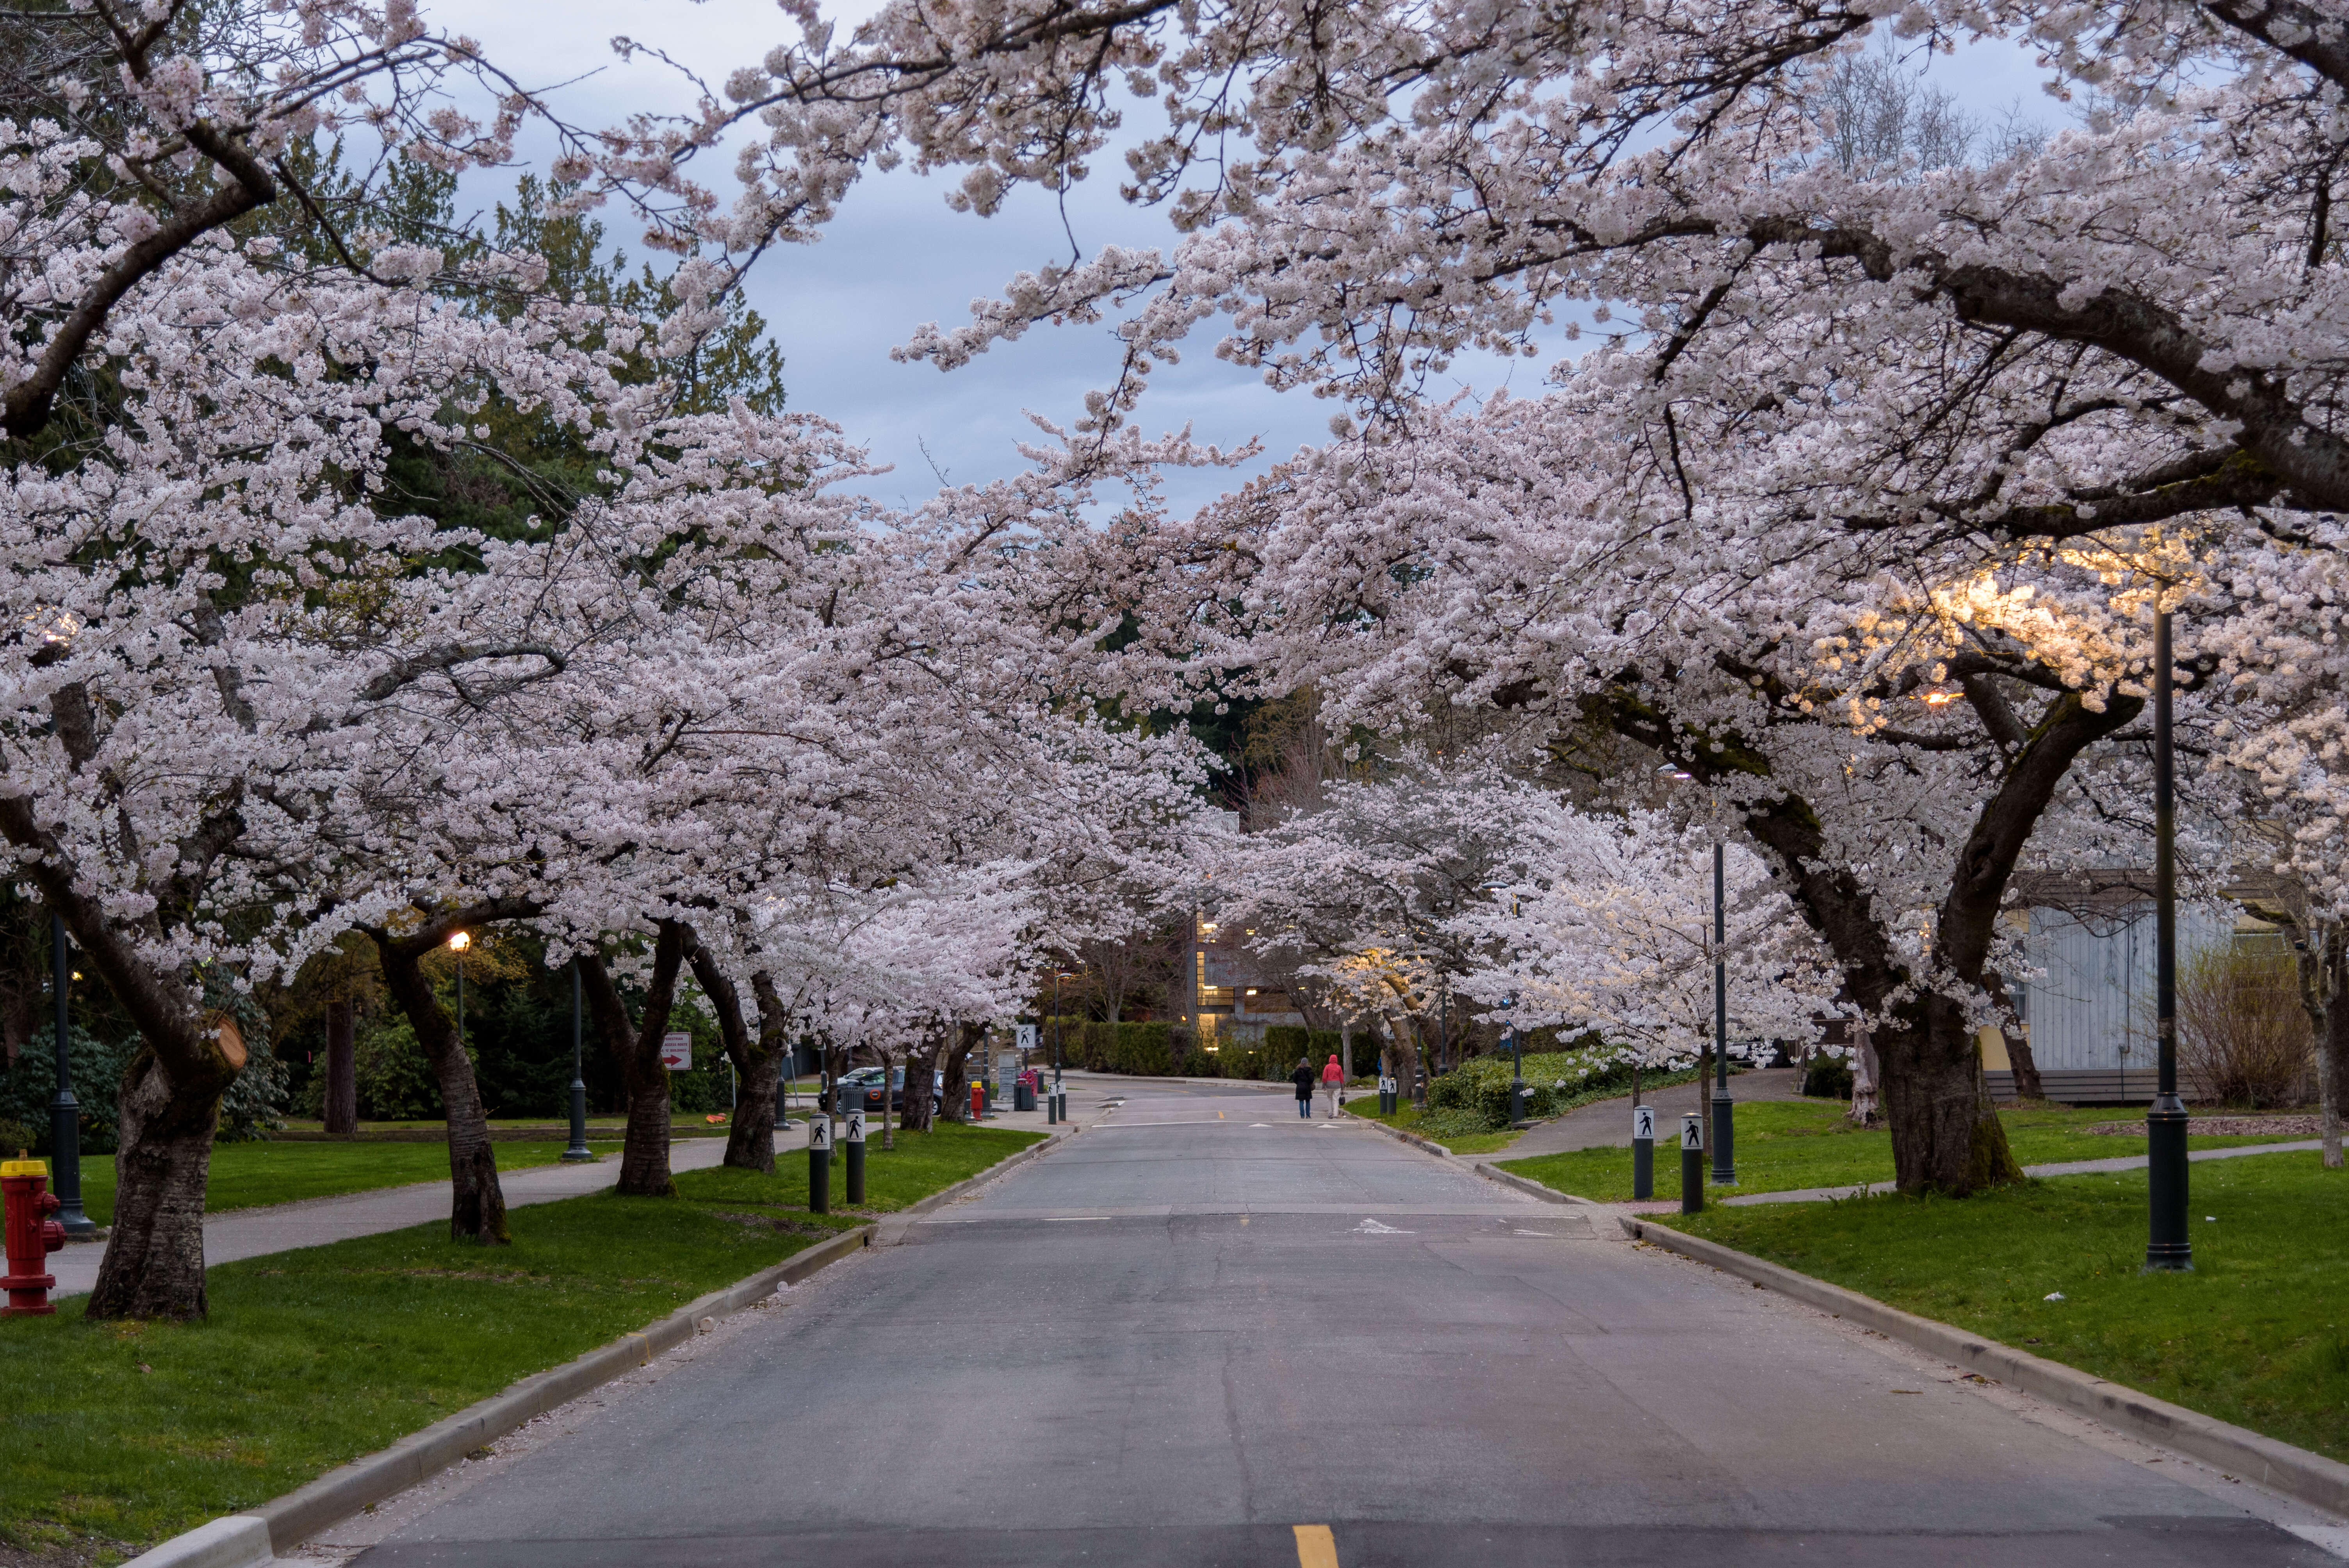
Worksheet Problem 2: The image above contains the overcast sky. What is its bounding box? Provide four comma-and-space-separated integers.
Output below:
454, 2, 2063, 517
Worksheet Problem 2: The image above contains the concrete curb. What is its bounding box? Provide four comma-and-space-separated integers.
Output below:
1620, 1214, 2349, 1518
1349, 1112, 1454, 1159
123, 1126, 1069, 1566
1468, 1159, 1591, 1206
115, 1515, 274, 1568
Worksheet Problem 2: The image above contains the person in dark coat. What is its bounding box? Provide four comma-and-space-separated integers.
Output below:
1290, 1057, 1315, 1118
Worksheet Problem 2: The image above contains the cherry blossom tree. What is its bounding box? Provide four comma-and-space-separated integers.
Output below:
1447, 804, 1839, 1090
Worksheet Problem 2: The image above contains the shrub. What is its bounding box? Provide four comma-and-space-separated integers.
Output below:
1801, 1054, 1853, 1099
0, 1117, 37, 1156
0, 1028, 132, 1154
2180, 941, 2314, 1108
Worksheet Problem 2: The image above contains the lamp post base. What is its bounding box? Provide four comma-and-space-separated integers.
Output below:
2144, 1092, 2194, 1272
48, 1097, 98, 1238
1710, 1090, 1737, 1186
560, 1081, 596, 1162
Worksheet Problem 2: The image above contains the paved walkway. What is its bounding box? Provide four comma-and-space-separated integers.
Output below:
52, 1084, 1142, 1300
55, 1138, 736, 1299
1710, 1137, 2327, 1206
1506, 1067, 1808, 1156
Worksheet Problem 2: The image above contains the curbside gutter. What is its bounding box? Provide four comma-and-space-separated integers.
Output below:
1467, 1159, 1590, 1206
881, 1126, 1071, 1229
1620, 1213, 2349, 1519
123, 1129, 1065, 1568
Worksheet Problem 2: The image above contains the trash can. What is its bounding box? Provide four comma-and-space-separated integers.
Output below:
1014, 1082, 1037, 1112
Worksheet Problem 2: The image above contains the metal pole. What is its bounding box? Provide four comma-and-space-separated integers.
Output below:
1512, 1024, 1526, 1123
1712, 834, 1736, 1185
1680, 1112, 1704, 1215
562, 959, 593, 1161
48, 912, 94, 1237
2146, 607, 2193, 1271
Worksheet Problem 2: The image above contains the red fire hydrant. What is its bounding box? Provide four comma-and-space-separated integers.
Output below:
970, 1081, 985, 1119
3, 1157, 65, 1317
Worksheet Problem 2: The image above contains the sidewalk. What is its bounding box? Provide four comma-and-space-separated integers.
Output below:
51, 1138, 738, 1299
1661, 1139, 2328, 1209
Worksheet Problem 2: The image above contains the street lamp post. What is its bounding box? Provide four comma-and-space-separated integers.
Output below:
2146, 608, 2193, 1271
1711, 833, 1736, 1186
1659, 763, 1736, 1184
1506, 995, 1525, 1126
47, 912, 95, 1237
561, 957, 594, 1161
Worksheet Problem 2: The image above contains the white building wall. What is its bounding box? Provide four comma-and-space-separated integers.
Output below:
2019, 904, 2235, 1079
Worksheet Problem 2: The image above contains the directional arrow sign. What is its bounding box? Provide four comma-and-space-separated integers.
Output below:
658, 1030, 693, 1070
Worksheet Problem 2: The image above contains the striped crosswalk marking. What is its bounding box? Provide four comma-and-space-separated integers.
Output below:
1293, 1523, 1338, 1568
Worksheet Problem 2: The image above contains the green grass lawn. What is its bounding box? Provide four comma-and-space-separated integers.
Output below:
674, 1121, 1044, 1213
1670, 1155, 2349, 1464
3, 1122, 1043, 1563
70, 1140, 620, 1225
1497, 1099, 2313, 1202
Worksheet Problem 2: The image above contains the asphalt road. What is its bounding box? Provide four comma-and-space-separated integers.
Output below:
343, 1079, 2344, 1568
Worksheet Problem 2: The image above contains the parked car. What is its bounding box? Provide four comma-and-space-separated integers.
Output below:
825, 1066, 944, 1116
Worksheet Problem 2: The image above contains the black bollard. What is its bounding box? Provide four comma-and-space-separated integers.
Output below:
1679, 1113, 1704, 1216
1632, 1103, 1656, 1201
807, 1116, 832, 1213
844, 1110, 866, 1205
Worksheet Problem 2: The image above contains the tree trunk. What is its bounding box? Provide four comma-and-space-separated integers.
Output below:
377, 934, 508, 1244
692, 946, 781, 1175
1698, 1037, 1713, 1153
323, 998, 358, 1134
1340, 1021, 1353, 1081
1850, 1030, 1880, 1127
1385, 1012, 1423, 1107
902, 1030, 941, 1134
11, 838, 242, 1320
580, 923, 689, 1198
2004, 1030, 2045, 1102
879, 1044, 897, 1151
941, 1022, 980, 1121
86, 1047, 224, 1319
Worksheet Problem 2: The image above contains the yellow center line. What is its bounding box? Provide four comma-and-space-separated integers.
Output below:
1294, 1523, 1338, 1568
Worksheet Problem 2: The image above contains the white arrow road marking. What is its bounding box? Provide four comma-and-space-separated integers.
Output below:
1351, 1217, 1414, 1234
1512, 1229, 1554, 1237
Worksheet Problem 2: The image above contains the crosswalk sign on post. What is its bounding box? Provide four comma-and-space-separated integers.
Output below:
1015, 1023, 1037, 1053
845, 1110, 866, 1144
807, 1118, 832, 1152
1633, 1105, 1656, 1141
1681, 1114, 1704, 1151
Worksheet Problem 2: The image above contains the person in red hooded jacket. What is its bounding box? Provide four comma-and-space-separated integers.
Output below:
1319, 1054, 1344, 1119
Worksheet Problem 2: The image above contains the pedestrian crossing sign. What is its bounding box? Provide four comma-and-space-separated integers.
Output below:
1633, 1105, 1655, 1141
808, 1119, 831, 1152
1680, 1115, 1703, 1152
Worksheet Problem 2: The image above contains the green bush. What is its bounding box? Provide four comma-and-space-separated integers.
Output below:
0, 1117, 37, 1156
0, 1027, 131, 1153
1802, 1054, 1853, 1099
